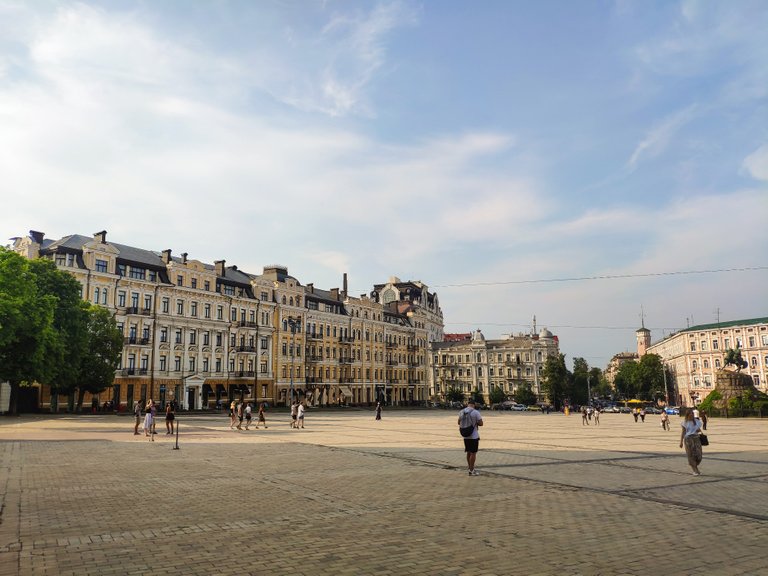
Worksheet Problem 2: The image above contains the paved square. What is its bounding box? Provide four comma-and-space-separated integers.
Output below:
1, 409, 767, 575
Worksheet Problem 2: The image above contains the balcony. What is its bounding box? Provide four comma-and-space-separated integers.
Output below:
385, 341, 396, 348
235, 345, 256, 353
339, 357, 353, 364
306, 332, 323, 341
233, 371, 255, 378
124, 306, 152, 316
386, 360, 399, 366
407, 344, 418, 351
238, 321, 258, 328
306, 355, 323, 363
306, 377, 324, 384
338, 336, 354, 344
124, 337, 151, 346
120, 368, 147, 376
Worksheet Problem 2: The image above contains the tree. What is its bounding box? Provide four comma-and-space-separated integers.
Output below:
0, 248, 57, 415
613, 361, 638, 400
446, 387, 464, 402
28, 258, 90, 410
488, 385, 506, 405
541, 353, 571, 410
514, 382, 537, 406
76, 305, 123, 411
589, 367, 612, 398
571, 357, 590, 405
636, 354, 666, 401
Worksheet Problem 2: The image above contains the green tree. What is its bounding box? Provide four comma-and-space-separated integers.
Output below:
488, 385, 506, 404
28, 258, 90, 410
636, 354, 666, 400
446, 387, 464, 402
589, 367, 612, 398
571, 357, 590, 405
613, 361, 638, 400
0, 248, 57, 415
541, 353, 571, 410
75, 305, 123, 411
514, 382, 537, 406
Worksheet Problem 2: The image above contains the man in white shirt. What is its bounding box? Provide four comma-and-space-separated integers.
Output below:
458, 399, 484, 476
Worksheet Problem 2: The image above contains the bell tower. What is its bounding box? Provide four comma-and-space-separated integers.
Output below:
636, 307, 651, 357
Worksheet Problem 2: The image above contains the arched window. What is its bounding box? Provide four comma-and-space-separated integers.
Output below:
703, 360, 709, 369
289, 297, 294, 306
281, 295, 286, 304
692, 360, 698, 370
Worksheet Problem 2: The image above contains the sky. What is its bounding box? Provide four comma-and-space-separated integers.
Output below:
1, 0, 766, 370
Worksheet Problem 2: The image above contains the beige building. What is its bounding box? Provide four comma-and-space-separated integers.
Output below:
646, 317, 768, 406
604, 327, 652, 387
12, 230, 442, 410
429, 326, 560, 404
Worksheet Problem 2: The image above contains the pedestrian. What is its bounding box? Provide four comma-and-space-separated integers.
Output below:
297, 401, 305, 429
593, 406, 600, 426
679, 409, 704, 476
581, 406, 589, 426
633, 408, 639, 423
133, 399, 142, 435
229, 400, 237, 429
256, 402, 268, 429
165, 400, 175, 435
244, 402, 253, 430
640, 408, 646, 423
458, 399, 483, 476
700, 410, 708, 431
236, 401, 244, 430
290, 400, 298, 428
144, 399, 154, 442
375, 402, 382, 421
660, 410, 670, 431
587, 406, 593, 421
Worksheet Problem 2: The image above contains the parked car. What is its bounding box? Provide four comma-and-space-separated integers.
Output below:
526, 405, 542, 411
618, 406, 631, 413
602, 405, 620, 413
510, 403, 527, 411
645, 406, 662, 414
664, 406, 680, 415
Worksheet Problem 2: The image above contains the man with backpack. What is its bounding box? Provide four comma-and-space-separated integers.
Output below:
458, 399, 483, 476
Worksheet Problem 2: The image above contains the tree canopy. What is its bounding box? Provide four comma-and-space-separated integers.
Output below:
614, 354, 666, 401
541, 353, 571, 410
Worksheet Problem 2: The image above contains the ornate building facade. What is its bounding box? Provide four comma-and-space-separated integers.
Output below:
429, 327, 560, 403
12, 230, 443, 411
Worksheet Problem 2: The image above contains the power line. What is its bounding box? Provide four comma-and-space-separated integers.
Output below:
445, 322, 681, 331
432, 266, 768, 288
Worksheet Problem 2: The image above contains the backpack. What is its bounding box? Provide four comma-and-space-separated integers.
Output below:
459, 409, 475, 437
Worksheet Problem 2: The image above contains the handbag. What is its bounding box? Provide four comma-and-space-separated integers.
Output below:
699, 433, 709, 446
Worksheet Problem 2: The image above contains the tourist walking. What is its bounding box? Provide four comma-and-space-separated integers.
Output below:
236, 401, 244, 430
593, 406, 600, 426
144, 399, 155, 441
375, 402, 382, 421
679, 409, 704, 476
290, 400, 298, 428
257, 402, 268, 429
133, 399, 142, 435
458, 399, 483, 476
633, 408, 639, 423
165, 400, 175, 435
244, 403, 253, 430
581, 406, 589, 426
229, 400, 237, 429
640, 408, 646, 423
297, 401, 305, 429
700, 410, 708, 431
660, 410, 670, 431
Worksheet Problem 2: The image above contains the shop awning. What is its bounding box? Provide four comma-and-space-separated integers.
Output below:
216, 384, 227, 396
338, 386, 353, 397
202, 384, 214, 396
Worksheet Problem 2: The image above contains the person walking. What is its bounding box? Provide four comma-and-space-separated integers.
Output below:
700, 410, 708, 431
144, 399, 155, 442
593, 406, 600, 426
632, 407, 639, 423
290, 400, 298, 428
229, 400, 237, 429
256, 402, 268, 429
133, 400, 142, 435
660, 410, 670, 431
679, 409, 704, 476
458, 399, 483, 476
297, 401, 305, 429
165, 400, 175, 435
244, 402, 253, 430
236, 401, 244, 430
581, 406, 589, 426
375, 402, 382, 421
640, 408, 646, 423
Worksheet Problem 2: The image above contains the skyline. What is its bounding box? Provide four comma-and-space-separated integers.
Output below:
2, 0, 767, 369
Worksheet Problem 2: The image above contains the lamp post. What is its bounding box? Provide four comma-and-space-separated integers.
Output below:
287, 316, 300, 405
587, 375, 592, 407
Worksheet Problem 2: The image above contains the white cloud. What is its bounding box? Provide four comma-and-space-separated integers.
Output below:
742, 144, 768, 181
627, 105, 698, 171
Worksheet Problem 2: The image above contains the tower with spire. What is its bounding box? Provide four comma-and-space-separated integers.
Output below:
636, 306, 651, 357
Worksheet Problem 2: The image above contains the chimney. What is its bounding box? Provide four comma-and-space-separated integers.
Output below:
215, 260, 225, 276
181, 252, 188, 264
343, 273, 348, 297
29, 230, 45, 244
161, 249, 172, 264
331, 288, 339, 301
93, 230, 107, 243
306, 283, 314, 293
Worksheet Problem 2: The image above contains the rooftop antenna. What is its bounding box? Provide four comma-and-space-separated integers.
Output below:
532, 314, 537, 335
640, 304, 646, 329
714, 307, 720, 325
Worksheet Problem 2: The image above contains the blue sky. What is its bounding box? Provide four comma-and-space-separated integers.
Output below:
1, 0, 766, 369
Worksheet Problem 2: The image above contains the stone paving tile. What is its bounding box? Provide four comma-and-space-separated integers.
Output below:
1, 411, 767, 575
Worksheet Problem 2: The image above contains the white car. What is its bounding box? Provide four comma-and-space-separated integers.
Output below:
510, 403, 527, 411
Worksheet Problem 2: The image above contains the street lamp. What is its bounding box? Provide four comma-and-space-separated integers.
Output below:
287, 316, 300, 405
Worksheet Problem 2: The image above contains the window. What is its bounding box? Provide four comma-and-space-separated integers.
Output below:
202, 358, 209, 372
176, 300, 184, 315
175, 329, 182, 344
159, 355, 167, 371
690, 342, 696, 352
204, 304, 210, 319
204, 281, 210, 291
101, 288, 107, 305
217, 306, 223, 320
191, 302, 198, 317
749, 336, 755, 347
95, 259, 108, 273
174, 357, 181, 371
190, 330, 196, 345
131, 293, 139, 308
162, 298, 169, 313
223, 285, 235, 296
191, 278, 197, 289
701, 341, 707, 351
713, 339, 718, 350
148, 270, 157, 282
231, 308, 237, 321
724, 338, 730, 349
177, 274, 183, 286
117, 264, 126, 276
129, 267, 146, 280
189, 358, 195, 371
762, 335, 768, 346
144, 295, 152, 311
203, 332, 210, 346
118, 291, 126, 307
93, 287, 100, 303
692, 360, 698, 370
261, 291, 268, 301
160, 328, 167, 343
215, 358, 222, 372
715, 359, 720, 368
751, 356, 757, 368
703, 360, 709, 369
261, 337, 268, 350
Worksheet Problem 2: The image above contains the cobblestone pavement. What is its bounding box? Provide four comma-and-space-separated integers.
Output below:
1, 410, 767, 576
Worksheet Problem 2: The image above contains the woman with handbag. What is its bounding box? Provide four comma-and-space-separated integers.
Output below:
679, 409, 703, 476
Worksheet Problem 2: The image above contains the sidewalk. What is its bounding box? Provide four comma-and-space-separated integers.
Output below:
1, 411, 766, 575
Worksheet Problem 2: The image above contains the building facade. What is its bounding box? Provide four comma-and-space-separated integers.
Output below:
429, 327, 560, 404
11, 230, 442, 411
646, 317, 768, 406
